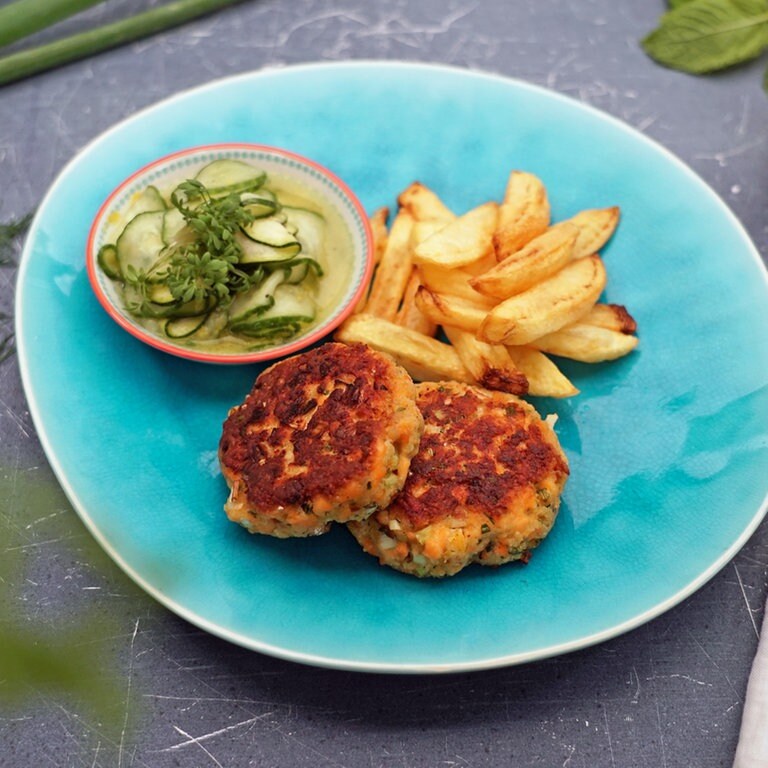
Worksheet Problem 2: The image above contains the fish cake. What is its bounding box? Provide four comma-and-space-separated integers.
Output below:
348, 381, 569, 577
219, 342, 423, 537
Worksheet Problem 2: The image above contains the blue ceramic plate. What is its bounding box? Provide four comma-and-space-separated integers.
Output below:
17, 62, 768, 673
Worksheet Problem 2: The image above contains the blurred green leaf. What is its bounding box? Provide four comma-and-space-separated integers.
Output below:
643, 0, 768, 75
0, 464, 134, 745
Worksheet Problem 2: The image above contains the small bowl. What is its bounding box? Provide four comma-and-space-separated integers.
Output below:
86, 143, 373, 364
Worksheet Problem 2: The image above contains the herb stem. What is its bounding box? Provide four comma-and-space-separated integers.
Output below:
0, 0, 246, 87
0, 0, 104, 49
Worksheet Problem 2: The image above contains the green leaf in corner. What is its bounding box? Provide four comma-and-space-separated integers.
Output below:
642, 0, 768, 74
668, 0, 700, 8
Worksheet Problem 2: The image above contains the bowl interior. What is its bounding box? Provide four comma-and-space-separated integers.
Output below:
87, 144, 373, 364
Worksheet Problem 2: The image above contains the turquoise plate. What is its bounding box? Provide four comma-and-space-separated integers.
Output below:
16, 62, 768, 673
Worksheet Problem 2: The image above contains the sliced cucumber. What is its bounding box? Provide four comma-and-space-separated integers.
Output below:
194, 159, 266, 197
240, 190, 278, 219
283, 206, 326, 256
281, 257, 323, 284
165, 313, 210, 338
162, 207, 190, 246
116, 210, 165, 278
227, 269, 287, 324
235, 231, 301, 264
230, 284, 316, 341
122, 185, 167, 221
97, 244, 120, 280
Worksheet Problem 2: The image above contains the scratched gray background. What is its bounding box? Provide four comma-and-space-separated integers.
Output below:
1, 1, 767, 767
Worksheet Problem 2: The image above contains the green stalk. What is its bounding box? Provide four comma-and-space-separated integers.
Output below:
0, 0, 105, 48
0, 0, 247, 87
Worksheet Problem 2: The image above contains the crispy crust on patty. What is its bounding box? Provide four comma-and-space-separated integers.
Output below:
348, 381, 569, 577
219, 342, 423, 537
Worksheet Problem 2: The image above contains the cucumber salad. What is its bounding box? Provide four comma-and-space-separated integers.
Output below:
97, 159, 338, 350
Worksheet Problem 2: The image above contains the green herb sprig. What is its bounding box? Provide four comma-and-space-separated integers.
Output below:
642, 0, 768, 90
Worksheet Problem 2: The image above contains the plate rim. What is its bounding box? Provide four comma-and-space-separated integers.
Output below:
15, 60, 768, 674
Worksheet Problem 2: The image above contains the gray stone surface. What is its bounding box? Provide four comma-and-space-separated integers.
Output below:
1, 1, 766, 766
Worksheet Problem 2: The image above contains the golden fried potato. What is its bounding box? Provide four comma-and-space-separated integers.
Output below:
336, 313, 474, 384
580, 303, 637, 334
415, 287, 489, 333
413, 201, 498, 269
398, 181, 455, 224
395, 269, 438, 337
506, 346, 579, 398
478, 255, 607, 346
443, 326, 528, 395
470, 222, 580, 299
494, 171, 551, 261
418, 263, 497, 306
564, 206, 621, 260
364, 209, 414, 320
530, 323, 638, 362
369, 206, 390, 266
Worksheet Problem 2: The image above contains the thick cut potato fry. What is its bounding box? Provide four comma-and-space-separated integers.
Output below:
364, 209, 414, 320
493, 171, 551, 261
413, 201, 498, 268
411, 219, 450, 248
418, 263, 497, 306
470, 222, 580, 299
531, 323, 638, 362
443, 326, 528, 395
478, 255, 607, 346
415, 287, 489, 333
564, 206, 621, 259
506, 346, 579, 398
395, 269, 438, 337
398, 181, 455, 224
369, 206, 390, 266
580, 302, 637, 334
335, 313, 474, 384
354, 206, 390, 313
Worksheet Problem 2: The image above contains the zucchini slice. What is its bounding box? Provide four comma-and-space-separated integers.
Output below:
194, 159, 266, 197
230, 283, 316, 340
97, 244, 120, 280
227, 269, 287, 324
283, 206, 326, 256
122, 185, 167, 221
116, 210, 166, 278
164, 313, 210, 339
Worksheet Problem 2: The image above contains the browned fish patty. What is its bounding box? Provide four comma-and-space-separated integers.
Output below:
219, 342, 424, 538
348, 381, 569, 577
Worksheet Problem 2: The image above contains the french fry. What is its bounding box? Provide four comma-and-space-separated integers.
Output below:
395, 269, 438, 337
411, 218, 450, 248
354, 206, 390, 313
580, 303, 637, 334
415, 287, 489, 333
364, 209, 414, 320
418, 263, 497, 306
470, 222, 580, 299
412, 201, 498, 269
478, 255, 607, 346
369, 206, 390, 266
564, 206, 621, 259
398, 181, 455, 224
530, 322, 638, 362
443, 326, 528, 395
506, 346, 579, 398
335, 313, 474, 384
494, 171, 551, 261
